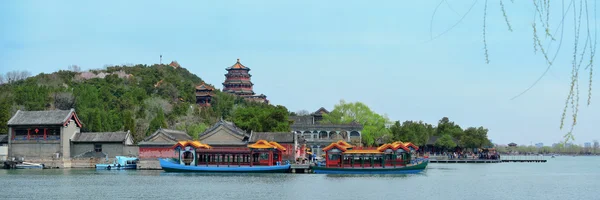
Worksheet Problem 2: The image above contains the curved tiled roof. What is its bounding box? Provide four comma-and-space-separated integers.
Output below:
7, 109, 82, 127
250, 132, 294, 143
247, 140, 286, 151
172, 141, 212, 149
199, 119, 248, 138
142, 128, 192, 142
226, 59, 250, 70
196, 82, 215, 90
343, 149, 383, 154
72, 131, 131, 143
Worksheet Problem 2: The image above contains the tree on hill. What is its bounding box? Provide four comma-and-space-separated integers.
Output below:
0, 63, 292, 143
321, 100, 390, 147
148, 107, 168, 135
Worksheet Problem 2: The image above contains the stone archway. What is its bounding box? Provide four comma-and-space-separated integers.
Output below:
329, 131, 342, 140
319, 131, 328, 139
339, 131, 348, 140
349, 131, 361, 144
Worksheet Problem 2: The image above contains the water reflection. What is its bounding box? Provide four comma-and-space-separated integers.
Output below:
324, 173, 426, 179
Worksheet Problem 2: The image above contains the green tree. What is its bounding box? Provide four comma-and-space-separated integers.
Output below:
321, 100, 390, 146
435, 134, 456, 151
123, 111, 135, 132
390, 120, 432, 146
0, 92, 12, 134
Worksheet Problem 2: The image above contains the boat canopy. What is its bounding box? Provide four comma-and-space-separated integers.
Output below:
172, 141, 212, 150
248, 140, 286, 151
323, 141, 418, 154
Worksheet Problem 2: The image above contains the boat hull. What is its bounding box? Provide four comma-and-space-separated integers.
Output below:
159, 158, 291, 173
95, 164, 137, 170
15, 165, 44, 169
311, 160, 429, 174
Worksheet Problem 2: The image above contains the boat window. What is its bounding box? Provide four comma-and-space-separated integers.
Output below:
94, 144, 102, 152
328, 154, 340, 160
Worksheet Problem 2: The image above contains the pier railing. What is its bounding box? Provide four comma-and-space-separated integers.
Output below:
500, 155, 546, 161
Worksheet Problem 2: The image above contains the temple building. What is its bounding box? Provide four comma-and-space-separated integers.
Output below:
195, 82, 215, 107
289, 107, 363, 157
7, 109, 82, 167
222, 59, 269, 104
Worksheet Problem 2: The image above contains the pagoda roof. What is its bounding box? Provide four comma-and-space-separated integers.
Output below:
223, 80, 253, 84
195, 82, 215, 91
226, 59, 250, 71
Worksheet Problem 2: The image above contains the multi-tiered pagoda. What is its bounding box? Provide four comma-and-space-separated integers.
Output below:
222, 59, 268, 104
195, 82, 214, 107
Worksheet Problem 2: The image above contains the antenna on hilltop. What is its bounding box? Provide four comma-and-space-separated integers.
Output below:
160, 55, 163, 64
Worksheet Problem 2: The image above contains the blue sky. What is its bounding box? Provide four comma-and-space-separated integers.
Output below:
1, 0, 598, 145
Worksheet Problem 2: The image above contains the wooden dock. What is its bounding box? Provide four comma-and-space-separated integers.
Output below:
290, 164, 311, 173
429, 155, 547, 163
430, 159, 501, 163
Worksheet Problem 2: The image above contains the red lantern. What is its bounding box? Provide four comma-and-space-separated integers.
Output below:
35, 128, 39, 133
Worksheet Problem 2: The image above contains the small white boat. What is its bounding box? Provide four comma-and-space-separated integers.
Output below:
16, 162, 44, 169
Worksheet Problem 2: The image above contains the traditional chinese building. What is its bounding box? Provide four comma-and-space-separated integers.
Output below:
138, 128, 193, 159
71, 131, 136, 158
197, 119, 250, 148
7, 109, 82, 166
289, 107, 363, 157
195, 82, 215, 107
222, 59, 269, 104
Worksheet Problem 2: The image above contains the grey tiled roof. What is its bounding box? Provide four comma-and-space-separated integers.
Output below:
142, 128, 192, 142
199, 119, 249, 138
72, 131, 130, 143
7, 109, 77, 126
250, 132, 294, 143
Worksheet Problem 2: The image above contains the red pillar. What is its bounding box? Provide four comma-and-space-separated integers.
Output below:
43, 128, 47, 140
250, 151, 253, 167
269, 150, 273, 166
325, 152, 329, 167
27, 129, 30, 140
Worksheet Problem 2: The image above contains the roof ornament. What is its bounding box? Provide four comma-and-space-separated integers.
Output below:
237, 58, 240, 63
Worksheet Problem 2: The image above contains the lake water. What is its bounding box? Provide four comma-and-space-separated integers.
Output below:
1, 156, 599, 200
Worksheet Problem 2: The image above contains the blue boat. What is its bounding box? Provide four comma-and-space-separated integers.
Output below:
160, 140, 291, 173
159, 158, 290, 173
95, 156, 138, 170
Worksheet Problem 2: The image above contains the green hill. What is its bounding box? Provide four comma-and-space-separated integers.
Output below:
0, 64, 290, 142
